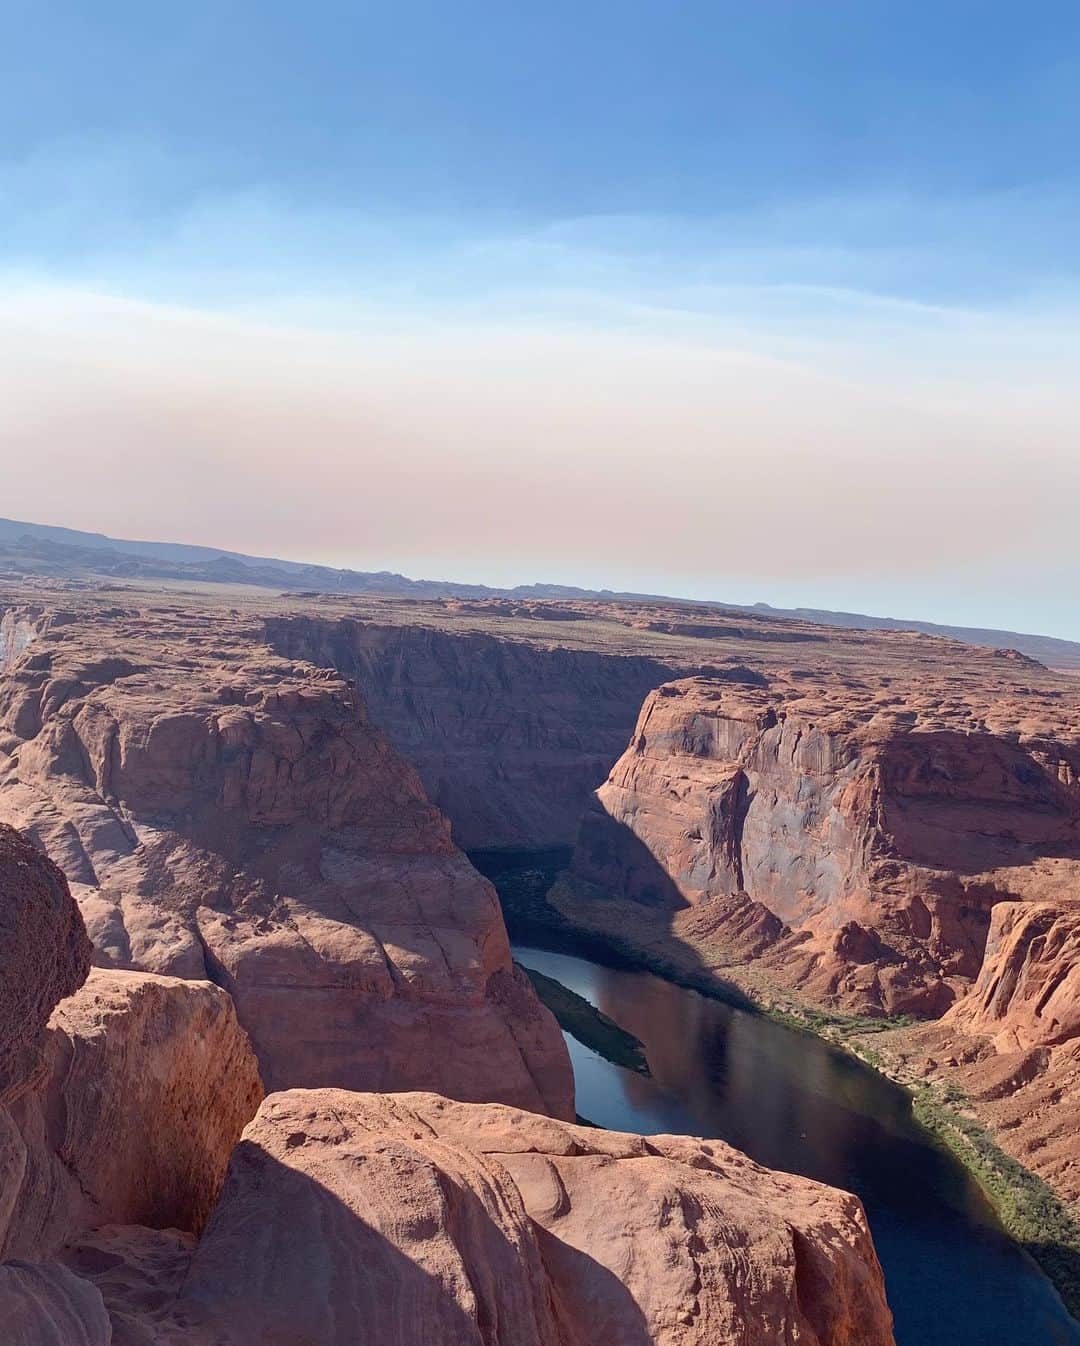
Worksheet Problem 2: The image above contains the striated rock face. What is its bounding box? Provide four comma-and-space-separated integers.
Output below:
0, 823, 91, 1101
3, 968, 263, 1261
566, 677, 1080, 1015
899, 900, 1080, 1204
0, 603, 573, 1118
159, 1089, 894, 1346
947, 900, 1080, 1052
263, 616, 678, 849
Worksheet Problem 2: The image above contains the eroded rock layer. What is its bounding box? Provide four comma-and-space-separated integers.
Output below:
0, 602, 573, 1118
0, 822, 263, 1344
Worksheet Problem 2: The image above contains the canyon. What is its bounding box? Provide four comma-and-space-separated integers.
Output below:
259, 591, 1080, 1245
0, 582, 901, 1344
2, 572, 1080, 1338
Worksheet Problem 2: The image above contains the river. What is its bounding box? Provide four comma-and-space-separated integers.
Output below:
508, 940, 1080, 1346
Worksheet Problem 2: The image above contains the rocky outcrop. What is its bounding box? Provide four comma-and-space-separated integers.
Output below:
138, 1088, 894, 1346
0, 822, 263, 1343
564, 676, 1080, 1015
3, 968, 263, 1261
0, 823, 91, 1100
946, 900, 1080, 1051
263, 616, 679, 848
0, 603, 573, 1119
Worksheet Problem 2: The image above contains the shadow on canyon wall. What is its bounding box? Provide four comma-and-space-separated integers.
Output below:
471, 822, 758, 1018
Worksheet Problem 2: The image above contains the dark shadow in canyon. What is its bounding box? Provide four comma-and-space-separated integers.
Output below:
262, 614, 683, 850
471, 825, 759, 1018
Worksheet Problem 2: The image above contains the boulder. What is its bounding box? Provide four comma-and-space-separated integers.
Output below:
3, 969, 263, 1261
162, 1089, 895, 1346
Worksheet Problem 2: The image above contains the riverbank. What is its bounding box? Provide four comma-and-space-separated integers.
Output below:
472, 848, 1080, 1322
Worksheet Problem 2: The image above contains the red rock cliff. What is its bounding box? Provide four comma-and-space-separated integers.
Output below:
567, 676, 1080, 1015
0, 603, 573, 1117
143, 1089, 895, 1346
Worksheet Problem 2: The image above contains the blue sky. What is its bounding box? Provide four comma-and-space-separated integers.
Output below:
2, 3, 1079, 636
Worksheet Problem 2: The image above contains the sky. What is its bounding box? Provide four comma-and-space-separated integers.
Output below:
2, 2, 1079, 636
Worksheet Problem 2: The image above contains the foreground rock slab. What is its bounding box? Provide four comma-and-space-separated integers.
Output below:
150, 1088, 894, 1346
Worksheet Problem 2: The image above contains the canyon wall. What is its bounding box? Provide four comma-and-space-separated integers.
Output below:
0, 602, 573, 1118
896, 899, 1080, 1205
263, 616, 679, 848
563, 676, 1080, 1015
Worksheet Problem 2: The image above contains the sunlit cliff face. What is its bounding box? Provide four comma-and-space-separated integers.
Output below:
1, 282, 1077, 633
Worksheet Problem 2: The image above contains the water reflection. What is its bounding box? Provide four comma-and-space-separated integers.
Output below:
514, 944, 1080, 1346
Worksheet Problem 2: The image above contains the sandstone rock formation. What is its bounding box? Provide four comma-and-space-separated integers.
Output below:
138, 1089, 893, 1346
563, 675, 1080, 1015
0, 822, 91, 1100
0, 601, 573, 1118
948, 900, 1080, 1051
1, 1259, 111, 1346
3, 968, 263, 1261
0, 822, 262, 1344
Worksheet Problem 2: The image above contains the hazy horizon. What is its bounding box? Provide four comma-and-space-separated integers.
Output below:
9, 504, 1080, 647
4, 4, 1079, 638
